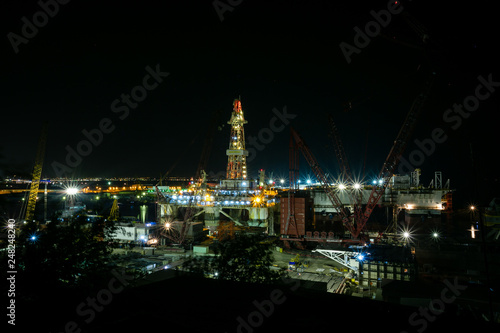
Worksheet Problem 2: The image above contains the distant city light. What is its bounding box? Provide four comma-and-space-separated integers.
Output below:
306, 179, 311, 184
280, 179, 285, 184
372, 180, 377, 184
403, 232, 410, 238
353, 183, 361, 189
432, 232, 439, 238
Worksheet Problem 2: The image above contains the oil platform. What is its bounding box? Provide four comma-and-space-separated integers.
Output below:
156, 96, 452, 247
156, 99, 278, 242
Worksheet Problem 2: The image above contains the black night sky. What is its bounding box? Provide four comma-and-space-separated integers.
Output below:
1, 0, 499, 207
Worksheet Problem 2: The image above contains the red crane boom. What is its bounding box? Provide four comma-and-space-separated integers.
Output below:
356, 74, 435, 238
290, 128, 356, 236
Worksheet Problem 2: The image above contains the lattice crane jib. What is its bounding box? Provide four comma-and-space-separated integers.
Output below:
108, 199, 119, 221
357, 74, 435, 238
328, 114, 364, 228
25, 122, 48, 222
290, 128, 356, 236
226, 99, 248, 179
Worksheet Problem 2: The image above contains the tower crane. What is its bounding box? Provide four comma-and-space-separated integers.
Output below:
25, 122, 48, 223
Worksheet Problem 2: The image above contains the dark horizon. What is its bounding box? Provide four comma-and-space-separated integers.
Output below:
1, 0, 499, 208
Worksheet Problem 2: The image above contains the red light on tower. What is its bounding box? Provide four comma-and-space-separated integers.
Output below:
226, 98, 249, 179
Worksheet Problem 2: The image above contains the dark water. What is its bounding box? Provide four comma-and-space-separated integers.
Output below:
0, 191, 157, 223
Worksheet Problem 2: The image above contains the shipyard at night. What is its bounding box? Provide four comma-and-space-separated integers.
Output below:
1, 1, 499, 332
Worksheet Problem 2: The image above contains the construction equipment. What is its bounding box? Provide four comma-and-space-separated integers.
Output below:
195, 109, 222, 182
286, 73, 435, 241
108, 199, 119, 221
328, 114, 364, 230
25, 122, 48, 222
289, 127, 356, 237
357, 74, 435, 238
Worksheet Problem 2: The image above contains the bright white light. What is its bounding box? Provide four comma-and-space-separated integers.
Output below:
165, 222, 171, 228
403, 232, 410, 238
338, 184, 346, 190
66, 188, 78, 195
30, 235, 37, 241
280, 179, 285, 184
357, 254, 364, 261
306, 179, 311, 184
378, 179, 383, 184
353, 183, 361, 189
432, 232, 439, 238
269, 180, 273, 184
372, 180, 377, 184
242, 182, 247, 186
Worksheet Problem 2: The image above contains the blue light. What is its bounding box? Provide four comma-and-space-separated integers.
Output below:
372, 180, 377, 184
31, 236, 36, 241
357, 254, 364, 261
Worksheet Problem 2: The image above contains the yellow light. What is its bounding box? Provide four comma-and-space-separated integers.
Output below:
165, 222, 171, 228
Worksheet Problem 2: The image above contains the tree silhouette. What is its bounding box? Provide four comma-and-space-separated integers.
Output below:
187, 233, 283, 284
11, 215, 119, 300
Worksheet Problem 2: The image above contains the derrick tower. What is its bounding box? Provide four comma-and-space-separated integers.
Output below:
226, 99, 248, 179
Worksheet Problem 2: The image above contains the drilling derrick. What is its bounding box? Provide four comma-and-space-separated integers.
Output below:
226, 99, 248, 179
25, 122, 48, 222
